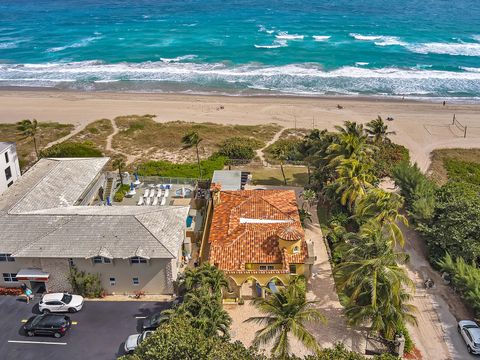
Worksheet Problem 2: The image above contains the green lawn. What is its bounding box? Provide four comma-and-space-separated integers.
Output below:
249, 166, 309, 186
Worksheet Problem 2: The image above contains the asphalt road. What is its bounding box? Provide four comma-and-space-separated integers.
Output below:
0, 296, 171, 360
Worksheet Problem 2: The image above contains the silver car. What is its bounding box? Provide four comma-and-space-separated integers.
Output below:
458, 320, 480, 355
124, 330, 154, 354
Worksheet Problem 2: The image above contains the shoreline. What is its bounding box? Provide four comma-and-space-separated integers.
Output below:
1, 86, 480, 105
0, 88, 479, 173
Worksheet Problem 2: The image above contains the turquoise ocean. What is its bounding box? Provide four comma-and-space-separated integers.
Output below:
1, 0, 480, 100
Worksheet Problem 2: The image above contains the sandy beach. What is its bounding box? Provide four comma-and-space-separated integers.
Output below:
1, 90, 479, 170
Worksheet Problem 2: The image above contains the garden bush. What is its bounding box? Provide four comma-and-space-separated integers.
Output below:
217, 137, 263, 160
68, 266, 103, 298
40, 141, 103, 158
418, 181, 480, 265
373, 143, 409, 178
137, 156, 226, 179
114, 184, 130, 202
0, 287, 23, 296
438, 254, 480, 316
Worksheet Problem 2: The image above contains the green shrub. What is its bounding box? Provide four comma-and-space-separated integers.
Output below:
444, 159, 480, 185
137, 156, 226, 179
418, 181, 480, 265
114, 184, 130, 202
373, 143, 409, 178
438, 254, 480, 316
68, 266, 103, 298
264, 138, 303, 163
40, 141, 103, 158
217, 137, 263, 160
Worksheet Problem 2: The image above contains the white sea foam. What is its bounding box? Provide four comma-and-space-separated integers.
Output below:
460, 67, 480, 73
355, 62, 369, 66
275, 32, 304, 40
472, 35, 480, 42
46, 35, 103, 53
0, 41, 19, 49
254, 39, 288, 49
313, 35, 331, 42
349, 33, 406, 46
406, 42, 480, 56
258, 25, 275, 34
1, 61, 480, 98
160, 55, 197, 63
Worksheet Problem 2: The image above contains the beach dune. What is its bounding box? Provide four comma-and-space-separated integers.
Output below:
0, 90, 479, 171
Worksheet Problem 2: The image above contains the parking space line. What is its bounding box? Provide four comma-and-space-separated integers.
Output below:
21, 320, 28, 323
135, 316, 146, 319
71, 321, 78, 325
8, 340, 67, 345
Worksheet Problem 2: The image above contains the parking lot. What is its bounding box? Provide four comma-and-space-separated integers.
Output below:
0, 296, 171, 360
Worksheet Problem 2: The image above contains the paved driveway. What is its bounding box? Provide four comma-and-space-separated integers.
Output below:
0, 296, 170, 360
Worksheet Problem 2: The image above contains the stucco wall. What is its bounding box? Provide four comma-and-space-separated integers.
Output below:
73, 258, 173, 295
0, 257, 175, 295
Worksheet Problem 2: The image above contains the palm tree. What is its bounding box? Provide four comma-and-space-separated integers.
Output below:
355, 188, 408, 247
271, 144, 289, 185
245, 281, 326, 359
334, 225, 416, 339
194, 295, 232, 339
17, 119, 39, 160
300, 189, 316, 210
112, 157, 126, 186
328, 158, 376, 210
181, 130, 203, 178
199, 262, 228, 296
366, 116, 396, 143
326, 122, 377, 168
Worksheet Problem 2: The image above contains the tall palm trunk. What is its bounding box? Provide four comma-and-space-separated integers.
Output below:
118, 167, 123, 186
280, 161, 287, 185
33, 136, 39, 160
195, 144, 202, 178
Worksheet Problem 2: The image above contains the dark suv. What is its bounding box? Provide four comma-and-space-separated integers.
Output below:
23, 314, 71, 338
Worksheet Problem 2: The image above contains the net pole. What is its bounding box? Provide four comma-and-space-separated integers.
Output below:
464, 126, 467, 138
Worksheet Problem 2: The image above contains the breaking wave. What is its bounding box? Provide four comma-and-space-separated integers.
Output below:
46, 35, 103, 53
1, 61, 480, 98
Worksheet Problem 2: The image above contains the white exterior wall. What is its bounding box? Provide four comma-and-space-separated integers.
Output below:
0, 257, 175, 295
0, 143, 21, 195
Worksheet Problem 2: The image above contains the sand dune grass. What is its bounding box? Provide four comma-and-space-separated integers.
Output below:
429, 148, 480, 185
0, 122, 74, 168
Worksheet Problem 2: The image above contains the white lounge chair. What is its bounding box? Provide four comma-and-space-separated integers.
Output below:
149, 190, 155, 198
145, 197, 151, 206
137, 197, 144, 206
160, 197, 166, 206
156, 189, 162, 198
152, 197, 159, 206
144, 189, 150, 198
164, 189, 169, 198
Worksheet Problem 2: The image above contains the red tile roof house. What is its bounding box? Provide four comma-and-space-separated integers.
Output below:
204, 185, 313, 300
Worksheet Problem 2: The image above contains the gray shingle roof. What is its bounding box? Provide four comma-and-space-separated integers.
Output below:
0, 158, 189, 260
0, 142, 14, 153
212, 170, 243, 191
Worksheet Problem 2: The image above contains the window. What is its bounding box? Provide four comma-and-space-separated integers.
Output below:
5, 152, 9, 163
3, 273, 17, 282
259, 265, 275, 271
93, 256, 111, 264
293, 246, 300, 254
130, 257, 147, 264
109, 277, 116, 286
7, 181, 13, 188
0, 253, 15, 262
68, 258, 74, 267
132, 277, 139, 285
5, 166, 12, 181
289, 264, 297, 274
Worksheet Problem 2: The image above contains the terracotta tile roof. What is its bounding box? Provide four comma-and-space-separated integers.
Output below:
208, 190, 307, 273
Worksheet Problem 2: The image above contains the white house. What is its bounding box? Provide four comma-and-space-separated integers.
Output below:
0, 142, 21, 195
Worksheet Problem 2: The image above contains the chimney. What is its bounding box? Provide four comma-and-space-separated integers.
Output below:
210, 182, 222, 206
